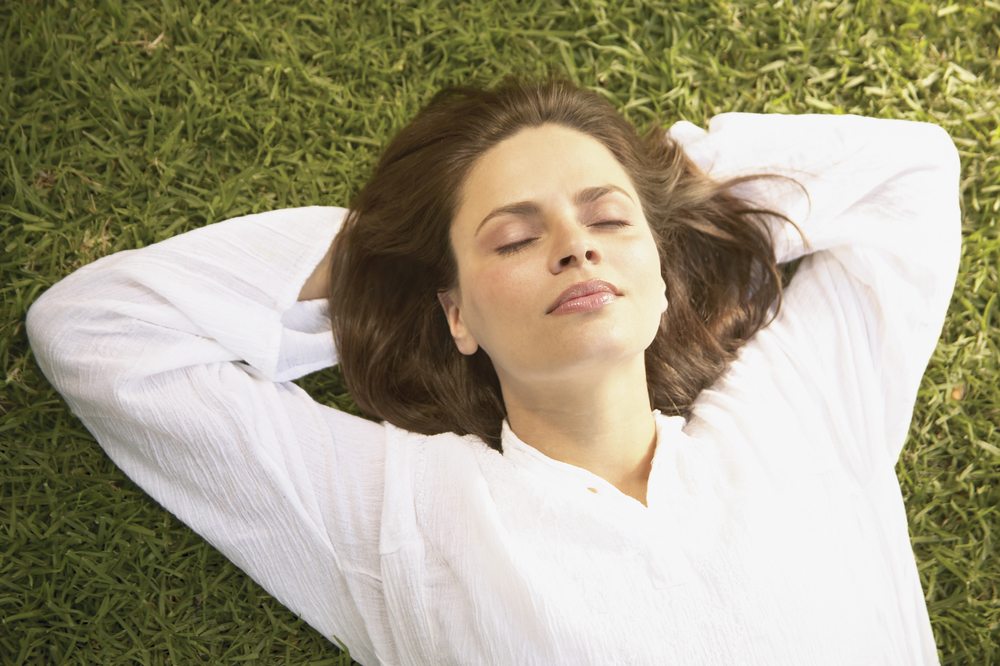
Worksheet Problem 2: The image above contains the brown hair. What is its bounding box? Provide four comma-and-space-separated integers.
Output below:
327, 75, 803, 452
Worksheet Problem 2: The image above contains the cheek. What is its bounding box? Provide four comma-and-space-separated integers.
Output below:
624, 237, 663, 281
465, 263, 537, 332
627, 241, 667, 312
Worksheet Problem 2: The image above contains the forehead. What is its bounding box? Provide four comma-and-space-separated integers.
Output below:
454, 123, 636, 227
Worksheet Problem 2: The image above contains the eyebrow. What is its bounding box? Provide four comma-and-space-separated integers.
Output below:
474, 184, 634, 236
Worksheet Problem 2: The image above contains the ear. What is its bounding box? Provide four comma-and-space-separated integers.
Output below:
437, 289, 479, 356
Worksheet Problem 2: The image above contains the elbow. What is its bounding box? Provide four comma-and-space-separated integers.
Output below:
26, 289, 63, 370
916, 122, 963, 306
928, 122, 961, 181
26, 288, 78, 395
25, 285, 118, 406
928, 123, 963, 265
912, 121, 961, 183
882, 119, 961, 184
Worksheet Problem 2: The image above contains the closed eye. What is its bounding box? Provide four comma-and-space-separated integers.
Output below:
495, 221, 630, 256
496, 238, 538, 256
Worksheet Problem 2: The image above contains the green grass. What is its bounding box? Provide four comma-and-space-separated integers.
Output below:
3, 0, 997, 663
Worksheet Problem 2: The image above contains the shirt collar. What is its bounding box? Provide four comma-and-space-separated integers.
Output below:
499, 409, 688, 494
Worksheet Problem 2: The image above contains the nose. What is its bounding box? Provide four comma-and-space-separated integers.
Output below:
549, 218, 601, 273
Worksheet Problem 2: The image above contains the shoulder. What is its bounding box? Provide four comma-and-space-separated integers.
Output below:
379, 422, 496, 551
381, 421, 498, 493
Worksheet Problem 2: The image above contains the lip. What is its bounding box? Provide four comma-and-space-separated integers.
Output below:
546, 279, 622, 315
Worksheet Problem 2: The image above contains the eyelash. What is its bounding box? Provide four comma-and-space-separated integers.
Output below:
496, 220, 630, 256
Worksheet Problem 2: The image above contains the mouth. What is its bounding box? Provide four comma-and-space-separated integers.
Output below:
546, 279, 622, 315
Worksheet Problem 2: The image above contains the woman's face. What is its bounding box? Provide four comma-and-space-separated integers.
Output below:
439, 122, 668, 385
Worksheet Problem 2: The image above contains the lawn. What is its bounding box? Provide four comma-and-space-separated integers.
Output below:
3, 1, 997, 663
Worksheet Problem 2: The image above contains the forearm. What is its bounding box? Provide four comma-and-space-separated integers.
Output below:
27, 206, 346, 398
668, 112, 960, 265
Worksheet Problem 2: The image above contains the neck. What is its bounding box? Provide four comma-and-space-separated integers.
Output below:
499, 354, 657, 499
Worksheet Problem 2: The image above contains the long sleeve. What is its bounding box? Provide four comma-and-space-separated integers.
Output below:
668, 114, 962, 476
25, 206, 390, 666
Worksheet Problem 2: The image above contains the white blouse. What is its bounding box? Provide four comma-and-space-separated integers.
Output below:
26, 112, 962, 665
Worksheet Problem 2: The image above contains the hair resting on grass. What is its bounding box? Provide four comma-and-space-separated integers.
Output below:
327, 75, 804, 452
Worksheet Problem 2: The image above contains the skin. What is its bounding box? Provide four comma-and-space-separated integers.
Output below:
437, 123, 668, 506
297, 242, 334, 302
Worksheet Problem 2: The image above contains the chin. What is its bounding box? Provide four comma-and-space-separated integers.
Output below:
500, 315, 656, 376
543, 338, 646, 374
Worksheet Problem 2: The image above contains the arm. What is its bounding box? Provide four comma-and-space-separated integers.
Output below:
25, 206, 389, 665
668, 113, 962, 474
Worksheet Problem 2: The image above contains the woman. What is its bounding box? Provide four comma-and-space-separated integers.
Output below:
26, 76, 961, 664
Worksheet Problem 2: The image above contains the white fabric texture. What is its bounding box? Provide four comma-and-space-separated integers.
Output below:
26, 112, 962, 665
